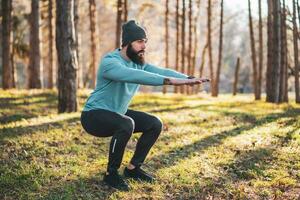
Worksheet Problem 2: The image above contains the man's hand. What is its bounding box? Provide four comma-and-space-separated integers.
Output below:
163, 77, 210, 86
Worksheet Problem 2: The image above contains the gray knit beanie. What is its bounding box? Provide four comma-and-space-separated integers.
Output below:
121, 20, 147, 47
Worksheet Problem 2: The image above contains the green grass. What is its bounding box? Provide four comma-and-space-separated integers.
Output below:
0, 89, 299, 199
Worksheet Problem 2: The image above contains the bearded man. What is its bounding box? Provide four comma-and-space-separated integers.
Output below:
81, 20, 209, 191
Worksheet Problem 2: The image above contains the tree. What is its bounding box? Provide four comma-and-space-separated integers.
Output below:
233, 57, 240, 95
47, 0, 54, 89
174, 0, 180, 93
1, 0, 15, 89
89, 0, 97, 87
180, 0, 186, 94
116, 0, 122, 48
163, 0, 169, 94
212, 0, 224, 97
207, 0, 214, 89
28, 0, 42, 89
187, 0, 193, 94
266, 0, 282, 103
279, 0, 288, 102
123, 0, 128, 22
293, 0, 300, 103
56, 0, 78, 113
248, 0, 259, 99
258, 0, 263, 99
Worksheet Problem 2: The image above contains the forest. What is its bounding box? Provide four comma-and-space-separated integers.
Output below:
0, 0, 300, 199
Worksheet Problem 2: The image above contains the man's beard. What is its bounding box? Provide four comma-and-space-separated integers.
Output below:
126, 43, 145, 66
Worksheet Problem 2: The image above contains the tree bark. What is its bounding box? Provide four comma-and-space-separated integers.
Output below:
207, 0, 214, 89
212, 0, 224, 97
279, 0, 288, 102
258, 0, 263, 99
293, 0, 300, 103
233, 57, 240, 96
163, 0, 169, 94
56, 0, 78, 113
28, 0, 42, 89
248, 0, 259, 100
180, 0, 186, 94
74, 0, 82, 89
174, 0, 180, 93
116, 0, 122, 48
123, 0, 128, 23
187, 0, 193, 94
47, 0, 54, 89
266, 0, 282, 103
89, 0, 97, 88
1, 0, 15, 89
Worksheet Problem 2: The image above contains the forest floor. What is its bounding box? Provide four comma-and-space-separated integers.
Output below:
0, 89, 300, 200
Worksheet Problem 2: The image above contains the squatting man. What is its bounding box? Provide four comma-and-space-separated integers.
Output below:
81, 20, 210, 191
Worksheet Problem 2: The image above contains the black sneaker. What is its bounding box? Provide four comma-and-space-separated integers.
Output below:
124, 167, 155, 183
103, 171, 130, 191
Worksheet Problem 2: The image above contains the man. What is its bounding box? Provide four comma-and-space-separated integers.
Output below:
81, 20, 209, 191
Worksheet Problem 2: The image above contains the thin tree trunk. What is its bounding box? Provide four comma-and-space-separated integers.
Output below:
293, 0, 300, 103
207, 0, 214, 89
279, 0, 288, 102
89, 0, 97, 88
196, 42, 207, 93
174, 0, 180, 93
1, 0, 14, 89
233, 57, 240, 96
116, 0, 122, 48
28, 0, 42, 89
163, 0, 169, 94
56, 0, 78, 113
48, 0, 54, 89
187, 0, 192, 94
123, 0, 128, 22
258, 0, 263, 99
180, 0, 186, 94
248, 0, 259, 99
212, 0, 224, 97
74, 0, 82, 89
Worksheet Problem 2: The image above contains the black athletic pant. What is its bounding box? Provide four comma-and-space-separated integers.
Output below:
80, 109, 163, 173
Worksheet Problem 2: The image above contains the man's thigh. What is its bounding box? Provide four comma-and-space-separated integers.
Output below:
125, 109, 162, 133
82, 109, 133, 137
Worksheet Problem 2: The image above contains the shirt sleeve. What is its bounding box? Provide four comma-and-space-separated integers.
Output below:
144, 63, 189, 79
102, 60, 167, 86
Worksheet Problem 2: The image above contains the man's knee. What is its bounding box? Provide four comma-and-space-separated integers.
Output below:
152, 116, 163, 134
121, 118, 135, 136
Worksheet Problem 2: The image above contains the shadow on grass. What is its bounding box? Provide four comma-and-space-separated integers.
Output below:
0, 116, 80, 141
38, 174, 116, 200
149, 108, 300, 171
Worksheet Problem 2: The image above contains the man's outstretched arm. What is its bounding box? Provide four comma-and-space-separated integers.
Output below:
144, 63, 194, 79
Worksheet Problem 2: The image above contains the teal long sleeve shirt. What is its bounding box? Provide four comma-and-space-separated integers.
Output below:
83, 49, 189, 114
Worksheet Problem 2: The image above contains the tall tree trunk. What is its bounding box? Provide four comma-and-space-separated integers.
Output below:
212, 0, 224, 97
293, 0, 300, 103
180, 0, 186, 94
266, 0, 282, 103
196, 42, 207, 93
187, 0, 192, 94
248, 0, 259, 100
116, 0, 122, 48
174, 0, 180, 93
233, 57, 240, 96
258, 0, 263, 99
28, 0, 42, 89
279, 0, 288, 102
207, 0, 214, 90
74, 0, 82, 89
123, 0, 128, 23
163, 0, 169, 94
89, 0, 97, 88
47, 0, 54, 89
56, 0, 78, 113
1, 0, 15, 89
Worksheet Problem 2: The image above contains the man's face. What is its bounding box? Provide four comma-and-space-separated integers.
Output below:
126, 39, 147, 65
